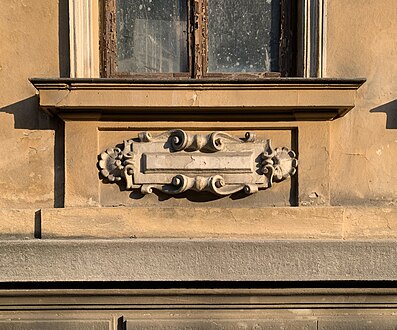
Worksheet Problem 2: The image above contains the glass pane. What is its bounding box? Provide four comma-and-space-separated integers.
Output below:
208, 0, 280, 73
116, 0, 188, 73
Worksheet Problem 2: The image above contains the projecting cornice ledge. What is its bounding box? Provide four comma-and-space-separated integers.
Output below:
31, 78, 365, 121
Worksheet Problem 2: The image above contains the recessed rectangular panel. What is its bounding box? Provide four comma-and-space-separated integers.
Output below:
143, 152, 254, 173
99, 127, 296, 207
126, 319, 316, 329
0, 321, 110, 330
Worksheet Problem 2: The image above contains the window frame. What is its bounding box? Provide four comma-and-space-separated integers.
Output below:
69, 0, 100, 78
100, 0, 295, 79
68, 0, 326, 79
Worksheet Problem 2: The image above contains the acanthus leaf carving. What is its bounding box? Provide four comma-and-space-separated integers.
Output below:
98, 130, 298, 197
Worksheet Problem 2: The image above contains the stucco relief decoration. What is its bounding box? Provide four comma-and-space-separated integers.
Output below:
98, 130, 298, 197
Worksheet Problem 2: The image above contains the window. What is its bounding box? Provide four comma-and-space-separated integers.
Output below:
101, 0, 296, 78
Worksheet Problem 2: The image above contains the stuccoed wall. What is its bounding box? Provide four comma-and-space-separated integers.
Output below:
327, 0, 397, 205
0, 1, 397, 324
0, 0, 64, 209
0, 0, 396, 210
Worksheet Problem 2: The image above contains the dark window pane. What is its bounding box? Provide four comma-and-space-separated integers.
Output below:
208, 0, 280, 73
116, 0, 188, 73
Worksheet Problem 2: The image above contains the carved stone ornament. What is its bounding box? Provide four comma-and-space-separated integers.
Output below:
98, 130, 298, 197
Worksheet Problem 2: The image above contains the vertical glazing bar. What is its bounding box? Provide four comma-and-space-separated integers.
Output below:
301, 0, 326, 77
193, 0, 202, 77
279, 0, 294, 76
318, 0, 327, 77
101, 0, 117, 77
188, 0, 194, 76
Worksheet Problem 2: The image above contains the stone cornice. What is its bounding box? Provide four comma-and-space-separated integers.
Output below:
31, 78, 365, 121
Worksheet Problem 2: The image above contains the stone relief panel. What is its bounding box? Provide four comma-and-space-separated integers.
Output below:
98, 130, 297, 198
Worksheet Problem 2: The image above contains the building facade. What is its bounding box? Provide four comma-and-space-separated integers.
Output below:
0, 0, 396, 328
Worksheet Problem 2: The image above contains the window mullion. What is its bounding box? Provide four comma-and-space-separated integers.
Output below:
101, 0, 117, 78
193, 0, 208, 78
188, 0, 194, 77
279, 0, 296, 77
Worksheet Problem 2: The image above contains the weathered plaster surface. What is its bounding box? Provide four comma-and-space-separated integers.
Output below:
0, 0, 397, 320
40, 206, 397, 240
327, 0, 397, 205
0, 0, 396, 233
0, 0, 59, 208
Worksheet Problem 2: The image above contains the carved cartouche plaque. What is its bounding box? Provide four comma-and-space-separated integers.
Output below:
98, 130, 298, 196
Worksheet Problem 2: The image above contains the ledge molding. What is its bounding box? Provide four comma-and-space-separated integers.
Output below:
31, 78, 365, 121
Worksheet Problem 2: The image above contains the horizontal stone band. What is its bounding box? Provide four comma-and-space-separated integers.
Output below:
1, 239, 396, 282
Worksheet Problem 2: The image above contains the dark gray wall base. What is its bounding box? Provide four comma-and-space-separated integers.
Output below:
2, 239, 397, 282
1, 287, 397, 329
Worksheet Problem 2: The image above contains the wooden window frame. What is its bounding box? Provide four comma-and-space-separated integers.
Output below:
100, 0, 296, 79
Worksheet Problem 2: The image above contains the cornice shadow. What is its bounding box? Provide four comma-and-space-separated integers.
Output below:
1, 96, 64, 208
370, 99, 397, 129
0, 95, 54, 130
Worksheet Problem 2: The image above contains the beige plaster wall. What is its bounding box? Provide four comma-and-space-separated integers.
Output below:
0, 0, 63, 208
0, 0, 396, 211
327, 0, 397, 205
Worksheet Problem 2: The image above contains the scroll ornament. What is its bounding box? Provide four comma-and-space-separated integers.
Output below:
98, 130, 297, 197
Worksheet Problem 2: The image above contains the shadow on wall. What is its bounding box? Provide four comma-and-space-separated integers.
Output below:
370, 100, 397, 129
0, 97, 65, 208
59, 0, 70, 78
0, 96, 54, 130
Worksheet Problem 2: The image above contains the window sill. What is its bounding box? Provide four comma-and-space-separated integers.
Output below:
31, 78, 365, 121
